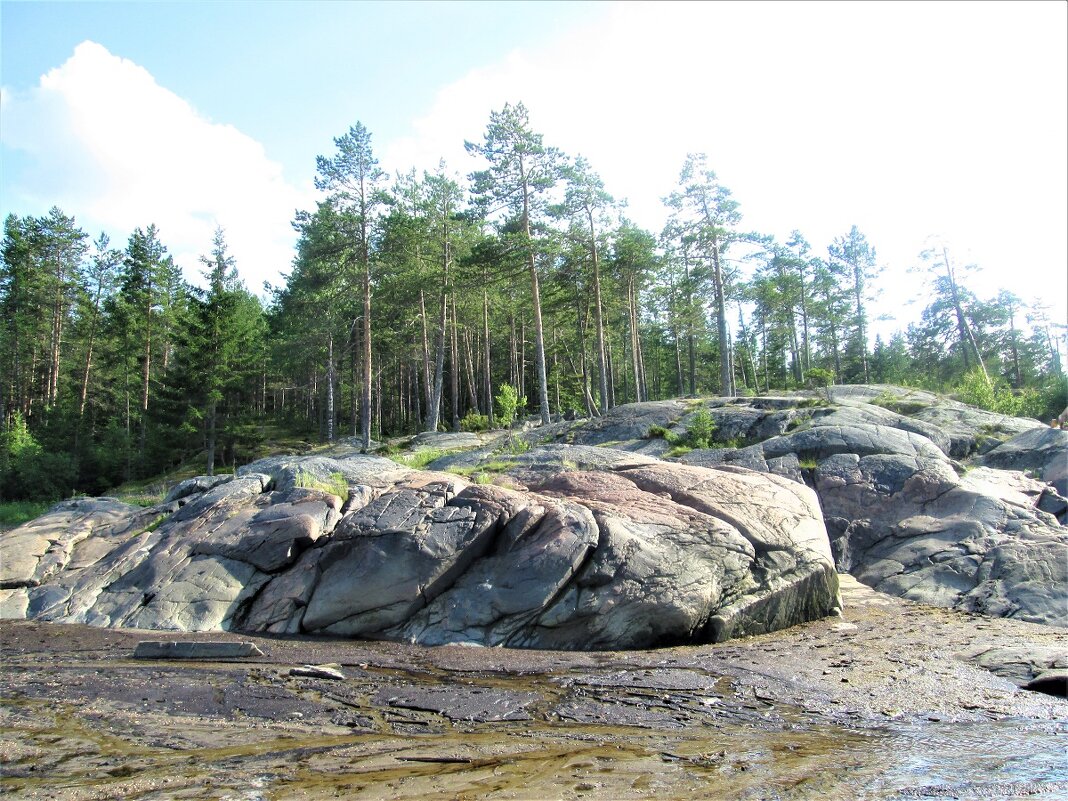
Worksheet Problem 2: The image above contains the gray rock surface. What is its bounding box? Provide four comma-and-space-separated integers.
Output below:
563, 400, 688, 447
3, 385, 1061, 645
569, 388, 1065, 627
978, 426, 1068, 495
1, 450, 838, 649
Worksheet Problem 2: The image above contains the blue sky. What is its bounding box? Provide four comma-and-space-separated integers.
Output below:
2, 1, 1066, 341
3, 1, 603, 183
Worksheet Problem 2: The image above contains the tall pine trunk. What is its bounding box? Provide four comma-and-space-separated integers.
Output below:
483, 288, 494, 427
587, 206, 609, 414
519, 158, 551, 424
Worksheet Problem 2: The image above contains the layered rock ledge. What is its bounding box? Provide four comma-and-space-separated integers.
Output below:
0, 448, 839, 649
503, 385, 1066, 627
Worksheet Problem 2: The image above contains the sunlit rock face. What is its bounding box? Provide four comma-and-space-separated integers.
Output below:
6, 385, 1060, 640
0, 449, 839, 649
583, 386, 1066, 626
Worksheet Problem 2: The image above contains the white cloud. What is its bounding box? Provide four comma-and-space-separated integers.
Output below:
382, 1, 1067, 334
1, 41, 313, 292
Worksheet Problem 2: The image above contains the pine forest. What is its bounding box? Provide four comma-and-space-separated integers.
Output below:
2, 103, 1065, 503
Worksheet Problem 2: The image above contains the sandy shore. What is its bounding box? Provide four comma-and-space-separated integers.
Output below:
2, 577, 1065, 800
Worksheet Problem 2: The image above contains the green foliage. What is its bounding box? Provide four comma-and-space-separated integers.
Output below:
666, 444, 693, 458
955, 369, 1030, 417
0, 500, 49, 529
686, 407, 716, 449
804, 367, 835, 388
496, 436, 531, 456
294, 470, 349, 498
869, 390, 929, 416
480, 458, 519, 473
141, 513, 168, 534
391, 448, 447, 470
494, 384, 525, 428
460, 411, 490, 433
645, 424, 680, 445
948, 369, 1067, 421
798, 456, 819, 470
0, 413, 77, 502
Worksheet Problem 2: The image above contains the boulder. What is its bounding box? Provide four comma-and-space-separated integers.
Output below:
564, 400, 689, 447
616, 388, 1068, 627
978, 427, 1068, 495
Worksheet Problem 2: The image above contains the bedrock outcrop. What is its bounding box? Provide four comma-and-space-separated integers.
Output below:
513, 385, 1065, 626
0, 449, 839, 649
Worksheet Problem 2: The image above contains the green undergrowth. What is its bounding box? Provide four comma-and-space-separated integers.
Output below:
110, 461, 237, 507
869, 389, 930, 416
294, 470, 348, 498
388, 448, 448, 470
0, 500, 50, 530
444, 458, 518, 486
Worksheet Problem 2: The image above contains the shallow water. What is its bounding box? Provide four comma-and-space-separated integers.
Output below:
863, 719, 1068, 800
2, 615, 1066, 800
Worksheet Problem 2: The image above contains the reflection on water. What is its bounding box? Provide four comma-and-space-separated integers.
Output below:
863, 719, 1068, 800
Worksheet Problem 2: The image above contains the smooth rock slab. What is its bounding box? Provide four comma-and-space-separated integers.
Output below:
373, 684, 539, 722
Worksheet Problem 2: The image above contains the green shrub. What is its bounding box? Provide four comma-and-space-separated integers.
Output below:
461, 411, 490, 433
686, 408, 716, 449
494, 384, 525, 428
803, 367, 835, 389
12, 450, 78, 502
498, 436, 530, 456
646, 424, 680, 445
1, 415, 78, 502
390, 449, 447, 470
954, 369, 1049, 419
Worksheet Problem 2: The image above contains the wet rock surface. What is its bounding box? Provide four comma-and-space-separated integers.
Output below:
2, 577, 1065, 800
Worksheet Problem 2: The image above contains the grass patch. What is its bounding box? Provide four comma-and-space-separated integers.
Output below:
666, 445, 693, 458
389, 448, 450, 470
113, 489, 169, 508
480, 458, 519, 473
869, 390, 929, 416
480, 436, 531, 458
646, 425, 681, 445
141, 512, 169, 534
0, 500, 50, 529
294, 470, 349, 498
798, 456, 819, 470
796, 397, 831, 409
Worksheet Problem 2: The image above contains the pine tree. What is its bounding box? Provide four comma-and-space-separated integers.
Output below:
467, 102, 561, 424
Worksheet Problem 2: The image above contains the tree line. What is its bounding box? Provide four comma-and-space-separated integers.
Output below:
2, 102, 1065, 501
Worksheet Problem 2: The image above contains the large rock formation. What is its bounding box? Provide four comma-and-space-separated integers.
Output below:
3, 384, 1062, 644
523, 386, 1065, 626
0, 448, 839, 649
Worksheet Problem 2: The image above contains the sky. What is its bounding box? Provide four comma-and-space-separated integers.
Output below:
2, 0, 1065, 342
